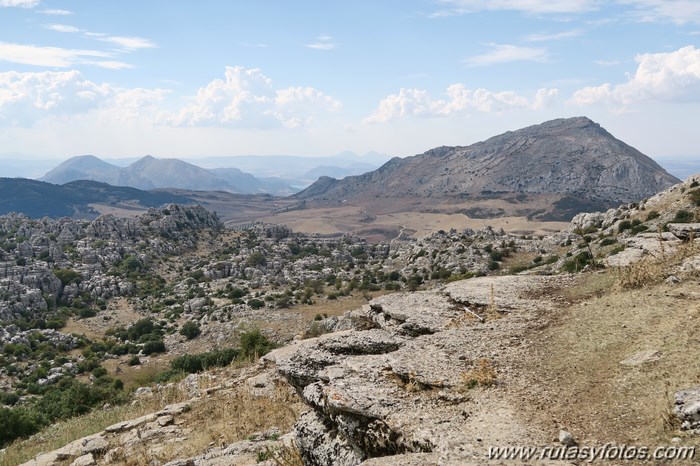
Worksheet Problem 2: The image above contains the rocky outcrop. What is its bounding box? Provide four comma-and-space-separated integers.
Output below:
0, 205, 221, 321
674, 386, 700, 433
265, 275, 560, 465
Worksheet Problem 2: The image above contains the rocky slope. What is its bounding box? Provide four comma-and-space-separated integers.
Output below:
296, 117, 679, 211
0, 205, 221, 322
4, 174, 700, 465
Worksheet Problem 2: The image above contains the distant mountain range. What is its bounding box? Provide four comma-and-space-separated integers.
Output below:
296, 117, 680, 216
0, 178, 192, 218
185, 152, 392, 186
38, 152, 393, 194
41, 155, 298, 195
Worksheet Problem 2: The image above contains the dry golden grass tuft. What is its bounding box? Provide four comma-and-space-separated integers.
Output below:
460, 358, 497, 390
266, 442, 305, 466
615, 239, 700, 290
615, 256, 667, 290
0, 385, 190, 466
111, 379, 303, 466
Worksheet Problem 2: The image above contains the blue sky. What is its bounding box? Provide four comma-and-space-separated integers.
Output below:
1, 0, 699, 161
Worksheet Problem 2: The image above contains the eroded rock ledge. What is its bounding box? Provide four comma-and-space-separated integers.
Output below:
264, 275, 561, 465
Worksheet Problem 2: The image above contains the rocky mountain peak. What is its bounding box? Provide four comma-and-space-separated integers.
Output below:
295, 117, 679, 217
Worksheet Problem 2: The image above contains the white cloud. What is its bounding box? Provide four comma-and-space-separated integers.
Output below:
0, 70, 168, 126
39, 9, 73, 15
96, 35, 157, 50
430, 0, 599, 17
524, 29, 583, 41
0, 71, 111, 124
364, 85, 556, 123
619, 0, 700, 25
593, 59, 621, 66
464, 43, 548, 67
0, 0, 39, 7
273, 86, 342, 128
570, 45, 700, 106
91, 61, 134, 70
46, 24, 80, 33
165, 66, 340, 129
49, 28, 158, 51
0, 42, 111, 67
305, 35, 337, 50
532, 87, 559, 109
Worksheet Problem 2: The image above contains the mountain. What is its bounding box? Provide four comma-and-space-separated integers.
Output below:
302, 165, 378, 181
188, 154, 390, 184
116, 156, 233, 191
207, 167, 297, 196
0, 178, 193, 218
296, 117, 680, 209
41, 155, 122, 185
41, 156, 296, 195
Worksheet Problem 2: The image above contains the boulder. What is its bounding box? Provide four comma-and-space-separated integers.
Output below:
674, 385, 700, 431
667, 223, 700, 240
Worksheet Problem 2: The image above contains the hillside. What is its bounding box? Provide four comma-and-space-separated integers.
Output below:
41, 156, 296, 196
1, 174, 698, 465
296, 117, 679, 209
0, 178, 192, 218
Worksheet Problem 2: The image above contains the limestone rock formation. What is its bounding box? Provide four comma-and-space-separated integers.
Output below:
265, 275, 560, 464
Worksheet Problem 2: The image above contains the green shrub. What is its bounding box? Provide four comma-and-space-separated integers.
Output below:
240, 329, 274, 358
170, 348, 239, 374
78, 308, 97, 319
180, 321, 201, 340
247, 298, 265, 310
509, 265, 529, 274
674, 210, 694, 223
0, 406, 45, 446
562, 251, 593, 273
128, 356, 141, 366
599, 238, 617, 247
630, 224, 648, 235
646, 210, 660, 221
142, 340, 166, 355
228, 287, 247, 299
246, 251, 267, 267
54, 269, 82, 287
618, 220, 632, 233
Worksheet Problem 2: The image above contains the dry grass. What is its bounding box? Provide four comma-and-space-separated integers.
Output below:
615, 239, 700, 290
267, 442, 305, 466
0, 385, 189, 466
1, 369, 303, 466
460, 359, 497, 390
519, 271, 700, 445
112, 380, 303, 465
615, 256, 668, 290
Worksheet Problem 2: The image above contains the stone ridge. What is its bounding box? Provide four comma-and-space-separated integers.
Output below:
295, 116, 679, 206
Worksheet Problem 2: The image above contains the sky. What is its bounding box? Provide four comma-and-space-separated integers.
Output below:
1, 0, 700, 161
